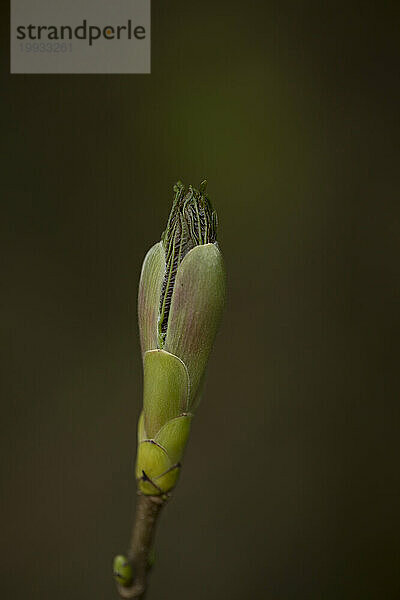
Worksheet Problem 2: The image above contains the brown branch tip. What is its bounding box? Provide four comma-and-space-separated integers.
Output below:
115, 493, 167, 600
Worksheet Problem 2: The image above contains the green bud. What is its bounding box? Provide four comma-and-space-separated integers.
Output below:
136, 181, 225, 495
113, 555, 133, 587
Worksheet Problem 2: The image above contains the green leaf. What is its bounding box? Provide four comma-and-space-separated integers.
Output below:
136, 441, 180, 494
155, 414, 192, 464
138, 242, 165, 355
164, 243, 225, 410
143, 349, 189, 437
137, 410, 146, 442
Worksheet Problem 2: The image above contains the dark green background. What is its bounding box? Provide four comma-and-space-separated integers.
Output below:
2, 2, 399, 599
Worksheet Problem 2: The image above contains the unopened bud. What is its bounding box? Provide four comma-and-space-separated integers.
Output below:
136, 181, 225, 495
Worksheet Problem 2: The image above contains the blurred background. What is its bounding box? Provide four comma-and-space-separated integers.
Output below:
1, 2, 399, 598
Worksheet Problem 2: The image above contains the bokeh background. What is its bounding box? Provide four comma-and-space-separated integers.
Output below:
2, 2, 399, 599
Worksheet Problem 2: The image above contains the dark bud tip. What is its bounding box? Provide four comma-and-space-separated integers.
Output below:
158, 179, 218, 347
199, 179, 208, 193
173, 180, 184, 193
